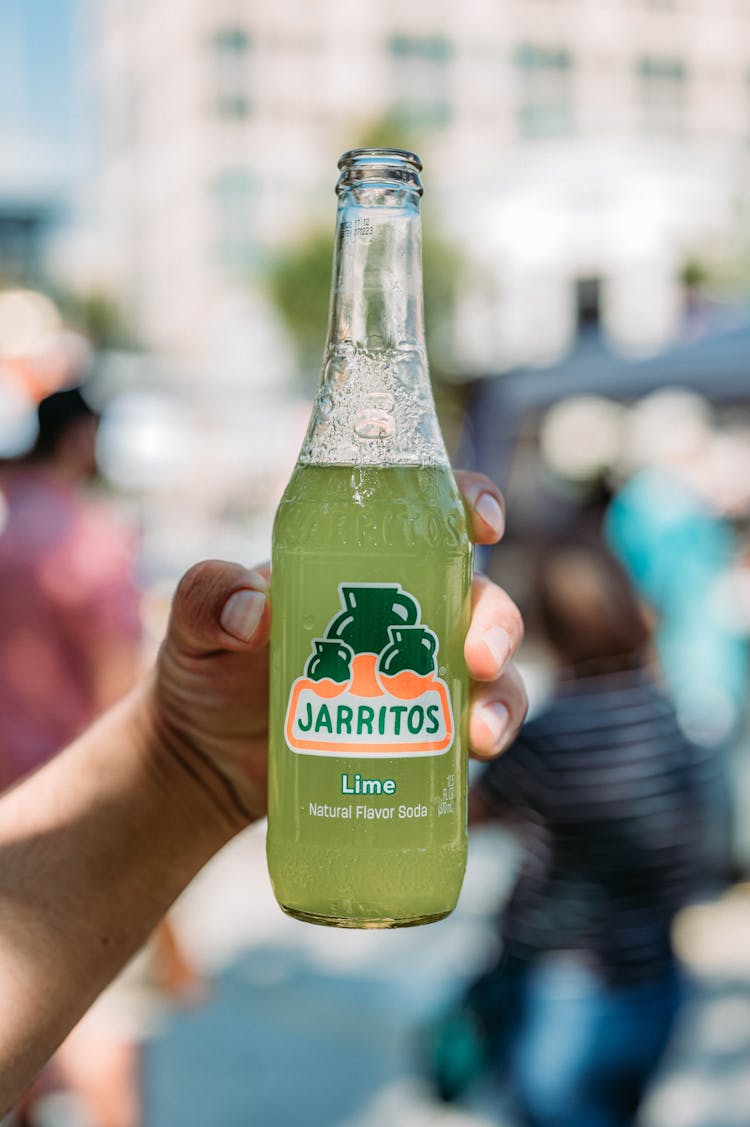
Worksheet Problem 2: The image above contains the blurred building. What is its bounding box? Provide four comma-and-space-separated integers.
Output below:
0, 183, 58, 289
82, 0, 750, 367
0, 128, 66, 291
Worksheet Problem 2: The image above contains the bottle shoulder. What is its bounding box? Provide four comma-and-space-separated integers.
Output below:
298, 345, 449, 469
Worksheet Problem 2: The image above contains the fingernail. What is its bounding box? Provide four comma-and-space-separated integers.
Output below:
475, 492, 504, 537
482, 625, 512, 673
479, 702, 511, 752
220, 589, 266, 642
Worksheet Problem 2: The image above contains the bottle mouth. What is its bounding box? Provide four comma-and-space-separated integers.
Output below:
336, 148, 423, 196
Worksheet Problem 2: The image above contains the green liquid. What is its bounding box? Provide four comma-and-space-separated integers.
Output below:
268, 464, 473, 927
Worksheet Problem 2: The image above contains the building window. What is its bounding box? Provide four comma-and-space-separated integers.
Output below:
514, 44, 575, 139
212, 27, 251, 120
213, 168, 257, 277
388, 35, 453, 129
574, 277, 603, 335
637, 56, 688, 135
0, 214, 45, 285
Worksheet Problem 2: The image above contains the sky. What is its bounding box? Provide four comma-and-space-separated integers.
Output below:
0, 0, 76, 190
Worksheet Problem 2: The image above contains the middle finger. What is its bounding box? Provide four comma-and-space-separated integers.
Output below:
465, 573, 524, 682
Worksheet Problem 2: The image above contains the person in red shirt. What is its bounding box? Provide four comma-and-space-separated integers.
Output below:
0, 387, 141, 788
0, 388, 195, 1127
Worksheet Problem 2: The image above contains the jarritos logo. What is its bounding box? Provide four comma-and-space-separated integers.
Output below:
285, 583, 454, 758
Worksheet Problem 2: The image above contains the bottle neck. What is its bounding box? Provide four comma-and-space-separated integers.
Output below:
299, 179, 448, 469
327, 182, 426, 356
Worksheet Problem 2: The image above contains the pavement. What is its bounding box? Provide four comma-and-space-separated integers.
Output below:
138, 826, 750, 1127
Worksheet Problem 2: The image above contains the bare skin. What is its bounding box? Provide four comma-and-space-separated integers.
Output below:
0, 472, 526, 1113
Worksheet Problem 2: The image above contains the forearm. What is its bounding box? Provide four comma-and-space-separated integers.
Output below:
0, 680, 244, 1111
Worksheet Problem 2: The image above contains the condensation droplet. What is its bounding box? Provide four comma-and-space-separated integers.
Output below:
318, 392, 334, 416
353, 410, 396, 440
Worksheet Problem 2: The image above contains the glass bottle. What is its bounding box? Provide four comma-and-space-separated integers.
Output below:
268, 148, 473, 927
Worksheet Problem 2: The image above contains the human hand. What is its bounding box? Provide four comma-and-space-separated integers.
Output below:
151, 472, 526, 831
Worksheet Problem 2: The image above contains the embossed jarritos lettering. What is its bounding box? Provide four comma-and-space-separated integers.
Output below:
285, 582, 454, 758
282, 506, 464, 552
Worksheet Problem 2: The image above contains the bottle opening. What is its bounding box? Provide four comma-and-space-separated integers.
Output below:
336, 148, 423, 196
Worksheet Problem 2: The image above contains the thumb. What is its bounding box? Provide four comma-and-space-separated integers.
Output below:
168, 560, 270, 656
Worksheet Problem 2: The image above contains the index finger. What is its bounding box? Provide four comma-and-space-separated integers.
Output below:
454, 470, 505, 545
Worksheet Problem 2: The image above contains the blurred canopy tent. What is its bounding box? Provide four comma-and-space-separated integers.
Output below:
470, 317, 750, 487
466, 320, 750, 746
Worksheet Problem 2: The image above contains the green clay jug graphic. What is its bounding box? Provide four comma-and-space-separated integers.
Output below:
326, 584, 418, 655
305, 639, 353, 683
377, 625, 437, 677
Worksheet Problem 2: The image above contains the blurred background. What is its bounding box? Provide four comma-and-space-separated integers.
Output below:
2, 0, 750, 1124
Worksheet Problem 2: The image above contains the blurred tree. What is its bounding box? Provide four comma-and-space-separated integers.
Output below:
56, 288, 136, 350
675, 242, 750, 307
266, 230, 332, 386
679, 256, 710, 291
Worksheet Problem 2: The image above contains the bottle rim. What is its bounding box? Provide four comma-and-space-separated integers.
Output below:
338, 148, 423, 172
336, 148, 423, 196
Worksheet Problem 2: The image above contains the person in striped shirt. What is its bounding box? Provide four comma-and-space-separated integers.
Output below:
468, 536, 725, 1127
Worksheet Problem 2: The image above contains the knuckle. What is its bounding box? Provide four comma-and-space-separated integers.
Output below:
175, 560, 211, 602
173, 559, 225, 614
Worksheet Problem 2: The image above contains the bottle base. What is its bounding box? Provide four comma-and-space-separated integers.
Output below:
279, 904, 453, 929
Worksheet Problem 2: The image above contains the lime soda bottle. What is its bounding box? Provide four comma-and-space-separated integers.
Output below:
268, 149, 474, 928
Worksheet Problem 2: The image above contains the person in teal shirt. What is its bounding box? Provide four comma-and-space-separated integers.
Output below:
606, 463, 747, 747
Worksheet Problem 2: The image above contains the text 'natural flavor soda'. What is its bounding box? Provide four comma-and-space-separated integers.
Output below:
268, 149, 473, 928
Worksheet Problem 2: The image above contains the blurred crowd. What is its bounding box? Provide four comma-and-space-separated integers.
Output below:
1, 330, 750, 1125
